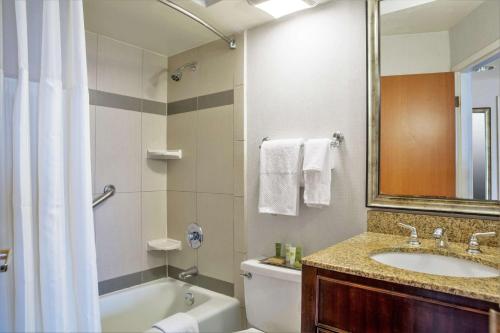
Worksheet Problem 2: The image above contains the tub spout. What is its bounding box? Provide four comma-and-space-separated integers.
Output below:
179, 266, 198, 280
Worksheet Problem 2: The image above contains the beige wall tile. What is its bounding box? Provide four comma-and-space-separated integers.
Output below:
167, 112, 197, 192
97, 35, 142, 98
233, 86, 244, 141
143, 50, 168, 103
233, 251, 247, 306
94, 192, 142, 281
198, 39, 235, 97
95, 106, 141, 193
142, 113, 167, 191
168, 48, 199, 102
86, 31, 98, 90
233, 141, 244, 197
197, 193, 234, 282
234, 33, 245, 88
89, 105, 96, 193
142, 191, 167, 270
197, 106, 234, 194
167, 191, 196, 269
233, 197, 246, 253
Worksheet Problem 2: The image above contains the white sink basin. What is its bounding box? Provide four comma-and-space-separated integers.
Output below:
370, 252, 499, 278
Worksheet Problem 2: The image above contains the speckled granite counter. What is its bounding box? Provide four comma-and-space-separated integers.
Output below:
302, 232, 500, 303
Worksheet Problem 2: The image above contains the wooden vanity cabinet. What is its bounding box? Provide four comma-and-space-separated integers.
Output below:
302, 265, 499, 333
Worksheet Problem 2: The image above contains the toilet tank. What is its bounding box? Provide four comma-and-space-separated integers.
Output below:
241, 259, 301, 333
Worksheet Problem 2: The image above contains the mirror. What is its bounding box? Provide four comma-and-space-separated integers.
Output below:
367, 0, 500, 215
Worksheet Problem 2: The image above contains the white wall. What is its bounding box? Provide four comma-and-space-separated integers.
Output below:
246, 0, 367, 258
449, 0, 500, 68
381, 31, 451, 76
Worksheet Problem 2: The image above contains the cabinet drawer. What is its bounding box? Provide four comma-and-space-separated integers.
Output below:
316, 275, 489, 333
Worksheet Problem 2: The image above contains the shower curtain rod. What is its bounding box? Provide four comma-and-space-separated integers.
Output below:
157, 0, 237, 49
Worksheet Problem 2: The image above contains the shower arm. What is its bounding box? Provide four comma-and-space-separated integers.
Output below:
157, 0, 236, 49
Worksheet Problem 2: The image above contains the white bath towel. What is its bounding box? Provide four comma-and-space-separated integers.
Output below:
258, 138, 304, 216
303, 138, 333, 208
152, 312, 199, 333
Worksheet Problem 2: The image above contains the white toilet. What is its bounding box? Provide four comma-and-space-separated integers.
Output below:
237, 259, 302, 333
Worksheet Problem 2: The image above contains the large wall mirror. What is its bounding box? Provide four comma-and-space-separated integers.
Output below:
367, 0, 500, 216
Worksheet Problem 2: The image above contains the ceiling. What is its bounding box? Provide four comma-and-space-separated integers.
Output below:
381, 0, 484, 36
83, 0, 330, 57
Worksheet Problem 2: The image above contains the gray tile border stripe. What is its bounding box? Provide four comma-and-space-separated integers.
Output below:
89, 89, 168, 115
197, 90, 234, 110
142, 99, 167, 116
98, 265, 167, 295
167, 97, 198, 115
167, 89, 234, 115
89, 89, 142, 112
98, 271, 142, 295
167, 265, 234, 297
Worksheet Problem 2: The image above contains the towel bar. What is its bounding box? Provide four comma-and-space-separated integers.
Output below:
259, 132, 345, 149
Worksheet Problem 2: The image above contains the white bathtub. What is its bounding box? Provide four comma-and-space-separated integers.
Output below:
100, 278, 241, 333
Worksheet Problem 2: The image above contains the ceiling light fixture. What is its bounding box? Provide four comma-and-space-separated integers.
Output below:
473, 65, 495, 73
248, 0, 318, 19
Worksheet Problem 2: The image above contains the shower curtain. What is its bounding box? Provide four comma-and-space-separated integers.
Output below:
0, 0, 101, 332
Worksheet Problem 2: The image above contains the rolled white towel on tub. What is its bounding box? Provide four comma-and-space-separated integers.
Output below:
152, 312, 199, 333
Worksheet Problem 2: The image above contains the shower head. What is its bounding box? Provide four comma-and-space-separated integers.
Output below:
170, 62, 198, 82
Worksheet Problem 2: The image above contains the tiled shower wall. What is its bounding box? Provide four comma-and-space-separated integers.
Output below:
166, 34, 246, 303
85, 31, 169, 294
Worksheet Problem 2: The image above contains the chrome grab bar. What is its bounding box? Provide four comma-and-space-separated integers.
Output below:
92, 184, 116, 208
0, 249, 10, 273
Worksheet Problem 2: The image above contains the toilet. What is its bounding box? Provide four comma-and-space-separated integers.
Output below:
237, 259, 302, 333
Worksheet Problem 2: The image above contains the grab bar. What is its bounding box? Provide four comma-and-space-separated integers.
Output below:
0, 249, 10, 273
93, 184, 116, 208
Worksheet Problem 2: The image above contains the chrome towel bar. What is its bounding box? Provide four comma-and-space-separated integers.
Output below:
92, 184, 116, 208
259, 132, 345, 149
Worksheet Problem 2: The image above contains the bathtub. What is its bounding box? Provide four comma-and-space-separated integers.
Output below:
100, 277, 241, 333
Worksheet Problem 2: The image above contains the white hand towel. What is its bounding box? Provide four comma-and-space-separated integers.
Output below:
258, 138, 304, 216
303, 138, 333, 208
152, 313, 199, 333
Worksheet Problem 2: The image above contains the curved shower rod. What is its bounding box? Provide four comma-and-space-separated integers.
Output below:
157, 0, 236, 49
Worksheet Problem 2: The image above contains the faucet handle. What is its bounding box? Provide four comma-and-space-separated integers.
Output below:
467, 232, 496, 254
398, 223, 421, 246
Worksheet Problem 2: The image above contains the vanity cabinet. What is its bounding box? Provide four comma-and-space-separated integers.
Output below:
302, 265, 499, 333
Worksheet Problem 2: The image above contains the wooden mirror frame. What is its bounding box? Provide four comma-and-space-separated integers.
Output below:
366, 0, 500, 216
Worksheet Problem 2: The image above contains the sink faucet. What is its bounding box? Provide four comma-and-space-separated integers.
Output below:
178, 266, 198, 280
398, 223, 421, 246
432, 227, 448, 249
466, 232, 496, 254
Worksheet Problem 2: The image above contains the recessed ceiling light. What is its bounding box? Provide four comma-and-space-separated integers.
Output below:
474, 65, 495, 73
248, 0, 318, 19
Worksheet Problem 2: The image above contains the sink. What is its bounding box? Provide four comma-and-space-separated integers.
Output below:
370, 252, 499, 278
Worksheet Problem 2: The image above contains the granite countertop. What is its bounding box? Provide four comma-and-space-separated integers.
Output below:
302, 232, 500, 303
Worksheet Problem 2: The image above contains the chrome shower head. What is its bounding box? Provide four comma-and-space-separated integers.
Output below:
170, 62, 197, 82
171, 72, 182, 81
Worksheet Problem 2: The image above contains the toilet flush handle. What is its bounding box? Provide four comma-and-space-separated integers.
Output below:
240, 272, 252, 279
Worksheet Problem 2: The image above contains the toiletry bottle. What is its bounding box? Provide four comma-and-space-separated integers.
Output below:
288, 247, 296, 266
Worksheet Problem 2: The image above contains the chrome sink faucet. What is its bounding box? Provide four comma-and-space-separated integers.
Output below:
466, 232, 496, 254
432, 227, 448, 249
398, 223, 421, 246
178, 266, 198, 280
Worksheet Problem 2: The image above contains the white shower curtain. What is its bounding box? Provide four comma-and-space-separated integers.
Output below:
0, 0, 101, 332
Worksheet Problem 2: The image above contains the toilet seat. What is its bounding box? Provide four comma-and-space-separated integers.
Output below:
235, 328, 264, 333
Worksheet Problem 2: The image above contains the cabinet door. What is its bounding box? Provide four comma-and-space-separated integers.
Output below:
316, 276, 489, 333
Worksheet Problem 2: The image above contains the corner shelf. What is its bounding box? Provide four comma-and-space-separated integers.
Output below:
147, 238, 182, 251
147, 149, 182, 160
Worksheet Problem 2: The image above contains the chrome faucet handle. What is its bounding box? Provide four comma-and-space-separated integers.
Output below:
398, 223, 421, 246
432, 227, 448, 248
467, 232, 496, 254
